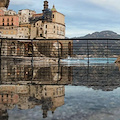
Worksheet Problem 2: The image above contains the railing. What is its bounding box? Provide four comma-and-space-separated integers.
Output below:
0, 38, 120, 86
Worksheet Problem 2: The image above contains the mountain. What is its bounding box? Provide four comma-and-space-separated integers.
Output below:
72, 31, 120, 57
83, 30, 120, 38
72, 30, 120, 39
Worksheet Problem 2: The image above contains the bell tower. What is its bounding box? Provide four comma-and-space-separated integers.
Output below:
43, 0, 48, 10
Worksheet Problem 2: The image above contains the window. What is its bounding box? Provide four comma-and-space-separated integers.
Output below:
46, 25, 47, 28
3, 23, 4, 26
11, 18, 13, 22
7, 18, 9, 22
2, 19, 4, 22
53, 14, 54, 18
40, 34, 42, 37
7, 23, 9, 26
45, 31, 47, 34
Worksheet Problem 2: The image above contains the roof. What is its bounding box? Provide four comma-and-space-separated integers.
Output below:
51, 5, 57, 12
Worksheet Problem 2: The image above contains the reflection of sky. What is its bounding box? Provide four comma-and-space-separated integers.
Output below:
10, 0, 120, 37
8, 86, 120, 120
65, 86, 120, 114
62, 58, 116, 65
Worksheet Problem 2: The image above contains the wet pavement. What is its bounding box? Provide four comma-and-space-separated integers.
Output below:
0, 59, 120, 120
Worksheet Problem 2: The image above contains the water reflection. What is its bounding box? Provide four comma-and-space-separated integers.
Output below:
1, 60, 120, 119
1, 60, 72, 85
0, 85, 65, 119
1, 60, 120, 91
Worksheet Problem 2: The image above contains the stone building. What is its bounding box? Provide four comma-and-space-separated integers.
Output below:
17, 27, 30, 39
30, 1, 65, 39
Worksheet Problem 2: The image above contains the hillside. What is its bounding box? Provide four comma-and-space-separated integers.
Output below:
72, 31, 120, 57
72, 30, 120, 39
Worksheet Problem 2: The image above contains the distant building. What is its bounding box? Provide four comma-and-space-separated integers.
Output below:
5, 9, 16, 15
18, 9, 36, 24
0, 15, 19, 26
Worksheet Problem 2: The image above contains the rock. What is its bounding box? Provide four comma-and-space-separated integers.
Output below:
115, 56, 120, 63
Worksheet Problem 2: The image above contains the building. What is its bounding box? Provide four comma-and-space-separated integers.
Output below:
0, 0, 73, 58
18, 9, 36, 24
5, 9, 16, 15
0, 15, 19, 26
0, 26, 18, 38
30, 1, 65, 39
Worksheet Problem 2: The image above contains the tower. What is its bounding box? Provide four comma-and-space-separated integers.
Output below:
0, 0, 10, 9
44, 0, 48, 10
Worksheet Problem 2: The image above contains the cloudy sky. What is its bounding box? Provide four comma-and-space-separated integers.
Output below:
9, 0, 120, 37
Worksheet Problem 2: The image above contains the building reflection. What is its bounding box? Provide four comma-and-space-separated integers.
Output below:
1, 60, 73, 85
0, 85, 65, 119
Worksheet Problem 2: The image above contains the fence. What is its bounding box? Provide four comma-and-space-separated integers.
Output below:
0, 38, 120, 86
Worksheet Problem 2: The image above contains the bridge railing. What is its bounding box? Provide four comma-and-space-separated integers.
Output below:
0, 38, 120, 85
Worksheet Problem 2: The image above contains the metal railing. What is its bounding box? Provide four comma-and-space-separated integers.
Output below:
0, 38, 120, 86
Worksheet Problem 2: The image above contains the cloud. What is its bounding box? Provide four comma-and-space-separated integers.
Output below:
89, 0, 120, 12
9, 0, 120, 37
66, 28, 95, 38
10, 0, 34, 5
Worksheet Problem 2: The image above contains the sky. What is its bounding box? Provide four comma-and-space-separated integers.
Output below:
9, 0, 120, 37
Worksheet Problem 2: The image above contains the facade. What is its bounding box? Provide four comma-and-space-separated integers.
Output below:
0, 15, 19, 26
5, 9, 16, 15
0, 26, 18, 38
18, 9, 36, 24
17, 27, 29, 39
1, 39, 73, 58
30, 1, 65, 39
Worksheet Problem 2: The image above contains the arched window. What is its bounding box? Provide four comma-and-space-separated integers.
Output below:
53, 14, 54, 18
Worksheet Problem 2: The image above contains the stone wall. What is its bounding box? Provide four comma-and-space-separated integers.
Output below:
0, 39, 73, 58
